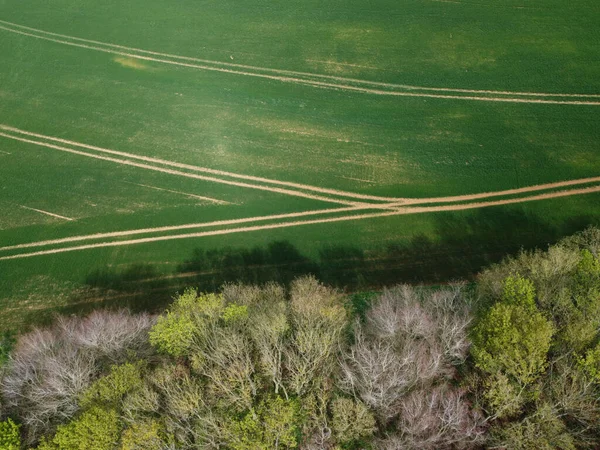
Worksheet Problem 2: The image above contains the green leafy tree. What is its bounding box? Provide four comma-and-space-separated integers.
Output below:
502, 275, 537, 308
578, 342, 600, 383
226, 396, 300, 450
80, 363, 143, 408
560, 250, 600, 351
573, 249, 600, 293
120, 420, 168, 450
40, 407, 121, 450
330, 397, 375, 446
148, 289, 223, 357
490, 403, 574, 450
221, 304, 249, 324
482, 373, 525, 419
0, 418, 20, 450
471, 276, 554, 385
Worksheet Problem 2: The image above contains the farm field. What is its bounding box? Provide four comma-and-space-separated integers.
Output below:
1, 0, 600, 330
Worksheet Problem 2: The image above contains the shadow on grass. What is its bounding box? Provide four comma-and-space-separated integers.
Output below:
19, 208, 599, 328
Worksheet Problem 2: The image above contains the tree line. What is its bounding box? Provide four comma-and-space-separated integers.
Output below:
0, 226, 599, 449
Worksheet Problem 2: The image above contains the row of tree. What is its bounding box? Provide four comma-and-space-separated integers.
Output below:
0, 226, 598, 449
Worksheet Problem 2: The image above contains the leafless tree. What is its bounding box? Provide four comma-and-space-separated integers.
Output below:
66, 309, 156, 361
388, 386, 485, 449
368, 285, 471, 364
426, 286, 472, 365
0, 309, 155, 444
1, 327, 95, 443
339, 324, 444, 422
340, 285, 471, 422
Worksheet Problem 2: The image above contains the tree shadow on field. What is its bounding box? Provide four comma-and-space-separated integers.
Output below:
176, 240, 320, 291
172, 208, 597, 292
19, 207, 599, 329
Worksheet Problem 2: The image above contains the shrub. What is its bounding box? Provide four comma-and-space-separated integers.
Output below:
0, 418, 20, 450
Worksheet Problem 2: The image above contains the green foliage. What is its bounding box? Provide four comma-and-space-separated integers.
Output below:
330, 398, 375, 445
551, 250, 600, 352
482, 373, 525, 418
573, 249, 600, 293
502, 275, 537, 309
42, 407, 121, 450
80, 363, 143, 409
226, 396, 300, 450
473, 236, 600, 448
578, 342, 600, 383
122, 383, 161, 423
148, 310, 196, 357
490, 403, 575, 450
0, 418, 20, 450
472, 297, 554, 385
221, 304, 249, 324
148, 289, 224, 356
120, 420, 168, 450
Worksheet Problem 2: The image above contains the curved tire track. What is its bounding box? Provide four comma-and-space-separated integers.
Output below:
2, 184, 600, 261
1, 21, 600, 105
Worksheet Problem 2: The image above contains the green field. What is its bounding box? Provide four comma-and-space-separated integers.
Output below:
1, 0, 600, 330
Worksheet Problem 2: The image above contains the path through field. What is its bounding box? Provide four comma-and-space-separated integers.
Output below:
2, 184, 600, 261
2, 20, 600, 105
1, 124, 599, 260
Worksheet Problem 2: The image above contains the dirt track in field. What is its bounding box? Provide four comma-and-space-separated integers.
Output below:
3, 184, 600, 261
0, 125, 404, 202
4, 125, 600, 208
1, 124, 600, 261
2, 20, 600, 105
0, 131, 369, 207
397, 176, 600, 205
0, 206, 365, 252
3, 19, 600, 99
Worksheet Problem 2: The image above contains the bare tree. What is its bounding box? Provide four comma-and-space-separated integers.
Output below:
426, 286, 472, 365
0, 309, 155, 444
67, 309, 156, 361
368, 285, 471, 364
340, 285, 471, 422
390, 386, 485, 449
339, 324, 444, 422
368, 285, 436, 341
1, 328, 95, 444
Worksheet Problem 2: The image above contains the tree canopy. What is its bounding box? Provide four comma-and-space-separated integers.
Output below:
0, 227, 599, 449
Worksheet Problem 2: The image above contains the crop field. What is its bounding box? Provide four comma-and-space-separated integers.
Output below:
1, 0, 600, 330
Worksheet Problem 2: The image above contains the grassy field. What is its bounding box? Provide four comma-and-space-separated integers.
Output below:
1, 0, 599, 330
